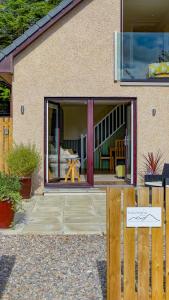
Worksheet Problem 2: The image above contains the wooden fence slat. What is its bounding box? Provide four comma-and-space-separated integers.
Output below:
152, 187, 164, 300
0, 118, 4, 171
123, 188, 136, 300
107, 187, 110, 300
0, 117, 12, 173
4, 118, 9, 172
107, 187, 167, 300
166, 188, 169, 300
107, 188, 121, 300
138, 187, 150, 300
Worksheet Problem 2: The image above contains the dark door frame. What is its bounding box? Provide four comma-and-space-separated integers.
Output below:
87, 99, 94, 185
44, 97, 137, 187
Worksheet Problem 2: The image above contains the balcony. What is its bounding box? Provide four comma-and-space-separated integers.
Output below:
116, 32, 169, 82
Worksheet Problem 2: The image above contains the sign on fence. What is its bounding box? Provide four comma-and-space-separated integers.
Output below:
107, 187, 169, 300
127, 207, 162, 227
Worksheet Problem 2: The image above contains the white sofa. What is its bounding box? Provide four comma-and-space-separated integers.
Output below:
49, 146, 80, 179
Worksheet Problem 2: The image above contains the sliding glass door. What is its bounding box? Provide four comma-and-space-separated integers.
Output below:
45, 99, 90, 185
45, 98, 136, 186
46, 101, 60, 183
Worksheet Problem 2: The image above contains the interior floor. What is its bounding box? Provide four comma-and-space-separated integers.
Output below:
58, 174, 125, 184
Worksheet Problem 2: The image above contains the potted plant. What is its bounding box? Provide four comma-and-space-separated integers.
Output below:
0, 172, 22, 228
143, 151, 163, 183
6, 143, 41, 199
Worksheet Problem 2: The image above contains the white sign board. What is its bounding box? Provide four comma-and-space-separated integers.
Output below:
127, 207, 162, 228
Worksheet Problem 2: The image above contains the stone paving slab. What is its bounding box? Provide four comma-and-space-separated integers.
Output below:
0, 192, 106, 235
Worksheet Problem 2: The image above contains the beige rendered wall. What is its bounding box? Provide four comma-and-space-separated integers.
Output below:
12, 0, 169, 192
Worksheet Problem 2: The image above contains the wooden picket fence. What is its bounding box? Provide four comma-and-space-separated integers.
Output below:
107, 187, 169, 300
0, 117, 12, 173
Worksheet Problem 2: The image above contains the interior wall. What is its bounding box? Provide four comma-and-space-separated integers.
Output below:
94, 105, 115, 124
62, 104, 114, 140
124, 0, 169, 32
62, 105, 87, 139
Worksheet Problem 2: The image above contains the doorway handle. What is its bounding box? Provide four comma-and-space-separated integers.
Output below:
124, 136, 128, 146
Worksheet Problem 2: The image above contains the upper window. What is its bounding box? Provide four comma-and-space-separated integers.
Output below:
120, 0, 169, 82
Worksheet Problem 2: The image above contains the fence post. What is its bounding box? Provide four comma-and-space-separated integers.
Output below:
166, 188, 169, 300
107, 188, 121, 300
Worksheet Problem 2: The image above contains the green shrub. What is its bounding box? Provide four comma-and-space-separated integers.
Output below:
6, 143, 41, 177
0, 84, 10, 101
0, 172, 22, 211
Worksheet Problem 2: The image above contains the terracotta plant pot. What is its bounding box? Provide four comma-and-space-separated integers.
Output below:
20, 177, 32, 199
0, 200, 14, 228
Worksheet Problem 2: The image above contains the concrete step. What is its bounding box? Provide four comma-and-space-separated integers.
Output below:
44, 187, 106, 196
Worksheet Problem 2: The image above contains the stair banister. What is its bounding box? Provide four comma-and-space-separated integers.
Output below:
80, 104, 125, 164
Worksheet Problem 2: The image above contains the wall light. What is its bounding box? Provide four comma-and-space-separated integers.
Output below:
21, 105, 24, 115
152, 108, 156, 117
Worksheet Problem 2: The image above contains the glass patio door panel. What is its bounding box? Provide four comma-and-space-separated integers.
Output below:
47, 102, 60, 182
125, 104, 132, 182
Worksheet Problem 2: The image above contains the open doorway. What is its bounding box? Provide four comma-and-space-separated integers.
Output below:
45, 98, 136, 187
93, 101, 132, 185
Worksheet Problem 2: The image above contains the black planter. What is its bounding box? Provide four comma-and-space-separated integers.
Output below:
144, 174, 162, 182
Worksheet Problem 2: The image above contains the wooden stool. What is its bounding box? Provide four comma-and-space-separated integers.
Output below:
65, 159, 80, 183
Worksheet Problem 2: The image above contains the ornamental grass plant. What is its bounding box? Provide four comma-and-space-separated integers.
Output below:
6, 143, 41, 177
143, 150, 163, 175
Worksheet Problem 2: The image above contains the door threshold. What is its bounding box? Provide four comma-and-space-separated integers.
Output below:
94, 184, 130, 188
44, 187, 105, 195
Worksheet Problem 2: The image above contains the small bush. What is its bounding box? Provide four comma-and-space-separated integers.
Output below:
7, 143, 41, 177
0, 172, 22, 211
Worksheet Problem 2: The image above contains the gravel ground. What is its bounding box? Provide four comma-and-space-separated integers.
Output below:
0, 235, 106, 300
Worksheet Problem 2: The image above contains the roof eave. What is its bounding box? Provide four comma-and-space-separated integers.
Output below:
0, 56, 13, 74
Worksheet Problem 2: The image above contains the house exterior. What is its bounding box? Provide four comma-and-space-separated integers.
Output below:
0, 0, 169, 193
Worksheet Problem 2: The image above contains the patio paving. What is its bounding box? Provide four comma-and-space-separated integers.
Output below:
0, 191, 106, 235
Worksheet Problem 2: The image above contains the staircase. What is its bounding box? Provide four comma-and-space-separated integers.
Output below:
80, 104, 125, 169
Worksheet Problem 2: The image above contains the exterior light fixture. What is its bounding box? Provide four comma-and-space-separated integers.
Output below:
21, 105, 24, 115
152, 108, 156, 116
